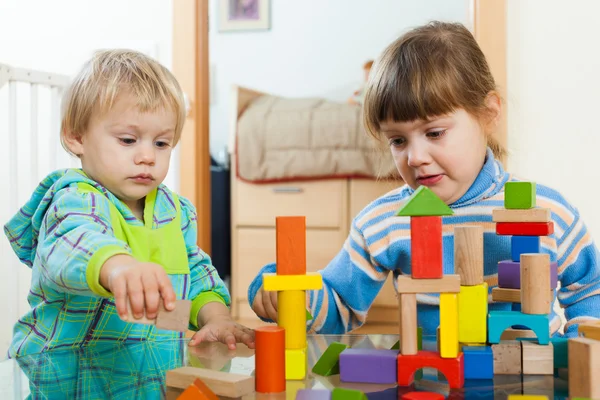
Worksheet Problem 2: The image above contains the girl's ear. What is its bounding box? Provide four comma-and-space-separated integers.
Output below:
62, 130, 84, 156
484, 91, 502, 130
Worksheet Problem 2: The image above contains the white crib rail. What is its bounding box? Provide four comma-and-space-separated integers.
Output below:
0, 63, 70, 396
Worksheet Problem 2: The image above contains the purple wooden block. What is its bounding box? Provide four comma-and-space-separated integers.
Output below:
498, 260, 558, 289
339, 348, 398, 384
296, 389, 332, 399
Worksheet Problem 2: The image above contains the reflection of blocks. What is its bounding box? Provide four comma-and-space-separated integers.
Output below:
339, 348, 398, 384
397, 351, 464, 389
285, 347, 307, 380
463, 346, 494, 379
296, 389, 331, 399
458, 283, 488, 344
263, 272, 323, 291
332, 387, 367, 399
488, 311, 549, 345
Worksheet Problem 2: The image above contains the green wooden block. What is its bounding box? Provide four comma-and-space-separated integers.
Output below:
306, 309, 312, 321
311, 342, 347, 376
504, 181, 536, 209
396, 186, 453, 217
332, 388, 367, 399
550, 336, 568, 369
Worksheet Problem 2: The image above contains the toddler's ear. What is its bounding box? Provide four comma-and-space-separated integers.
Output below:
484, 91, 502, 130
62, 130, 84, 156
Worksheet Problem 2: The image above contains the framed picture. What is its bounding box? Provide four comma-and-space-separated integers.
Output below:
218, 0, 271, 32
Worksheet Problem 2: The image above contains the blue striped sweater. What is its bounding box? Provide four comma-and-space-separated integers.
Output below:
248, 148, 600, 337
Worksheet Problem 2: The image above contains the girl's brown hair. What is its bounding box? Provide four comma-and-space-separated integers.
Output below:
363, 21, 505, 158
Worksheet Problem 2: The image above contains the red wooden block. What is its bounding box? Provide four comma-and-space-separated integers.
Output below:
397, 351, 464, 389
410, 216, 443, 278
401, 392, 445, 400
495, 222, 554, 236
276, 216, 307, 275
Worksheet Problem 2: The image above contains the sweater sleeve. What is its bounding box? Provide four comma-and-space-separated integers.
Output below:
179, 196, 231, 329
556, 209, 600, 337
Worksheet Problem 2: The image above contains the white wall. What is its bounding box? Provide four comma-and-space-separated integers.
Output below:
507, 0, 600, 238
208, 0, 472, 158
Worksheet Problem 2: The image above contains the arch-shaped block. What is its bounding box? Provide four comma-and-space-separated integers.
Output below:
397, 351, 464, 389
488, 311, 549, 344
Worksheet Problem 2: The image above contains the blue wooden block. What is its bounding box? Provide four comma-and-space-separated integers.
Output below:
550, 336, 569, 369
511, 236, 540, 262
463, 346, 494, 380
488, 311, 549, 344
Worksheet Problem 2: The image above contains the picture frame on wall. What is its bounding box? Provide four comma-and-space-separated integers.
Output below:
218, 0, 271, 32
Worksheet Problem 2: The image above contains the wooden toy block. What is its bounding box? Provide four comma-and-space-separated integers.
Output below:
410, 216, 443, 278
401, 392, 445, 400
496, 222, 554, 236
507, 396, 549, 400
125, 299, 192, 332
492, 207, 550, 223
277, 290, 306, 349
492, 287, 522, 303
504, 181, 536, 209
439, 293, 459, 358
397, 275, 461, 294
285, 347, 307, 380
399, 293, 418, 355
491, 340, 522, 374
254, 326, 285, 393
311, 342, 347, 376
296, 389, 332, 399
463, 346, 494, 379
263, 272, 323, 291
454, 226, 484, 286
458, 283, 488, 344
396, 185, 454, 217
500, 327, 537, 340
332, 388, 367, 400
166, 367, 254, 398
397, 351, 464, 389
511, 236, 540, 262
568, 337, 600, 399
521, 341, 553, 375
550, 336, 568, 369
190, 378, 218, 400
339, 348, 398, 384
578, 321, 600, 340
276, 216, 306, 275
176, 384, 204, 400
498, 260, 558, 289
520, 254, 552, 315
488, 311, 549, 344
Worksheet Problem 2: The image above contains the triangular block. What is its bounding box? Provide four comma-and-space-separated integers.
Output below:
396, 186, 453, 217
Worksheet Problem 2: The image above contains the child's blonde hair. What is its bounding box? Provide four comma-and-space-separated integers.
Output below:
363, 21, 506, 159
60, 49, 186, 155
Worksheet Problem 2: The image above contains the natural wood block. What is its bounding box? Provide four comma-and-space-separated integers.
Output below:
521, 341, 554, 375
399, 293, 418, 355
578, 321, 600, 340
520, 254, 552, 314
504, 181, 536, 209
492, 207, 550, 223
166, 367, 254, 398
568, 337, 600, 399
277, 290, 306, 349
458, 283, 488, 344
263, 272, 323, 291
500, 328, 537, 340
276, 216, 306, 275
439, 293, 459, 358
397, 275, 461, 294
492, 340, 522, 374
156, 300, 192, 332
454, 226, 484, 285
410, 216, 443, 279
492, 287, 521, 303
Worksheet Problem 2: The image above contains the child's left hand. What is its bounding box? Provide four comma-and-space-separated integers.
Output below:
189, 316, 255, 350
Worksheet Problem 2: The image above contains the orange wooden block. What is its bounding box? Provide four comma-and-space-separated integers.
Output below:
192, 378, 218, 400
410, 216, 443, 278
255, 326, 286, 393
177, 384, 203, 400
276, 216, 306, 275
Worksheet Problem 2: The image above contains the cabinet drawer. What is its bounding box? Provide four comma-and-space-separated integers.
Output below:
349, 179, 401, 218
234, 179, 347, 228
232, 228, 345, 307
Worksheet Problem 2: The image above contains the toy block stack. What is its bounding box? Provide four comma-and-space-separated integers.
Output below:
262, 216, 323, 382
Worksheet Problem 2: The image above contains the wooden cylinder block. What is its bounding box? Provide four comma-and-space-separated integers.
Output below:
454, 226, 484, 286
520, 253, 552, 314
255, 326, 285, 393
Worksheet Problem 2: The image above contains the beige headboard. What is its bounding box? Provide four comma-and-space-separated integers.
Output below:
227, 85, 265, 155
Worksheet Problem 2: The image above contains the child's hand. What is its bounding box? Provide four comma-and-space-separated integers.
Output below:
251, 285, 278, 321
100, 254, 177, 321
189, 315, 256, 350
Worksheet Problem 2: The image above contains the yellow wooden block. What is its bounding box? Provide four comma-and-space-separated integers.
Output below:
458, 283, 488, 344
278, 290, 306, 349
439, 293, 458, 358
285, 347, 307, 380
578, 321, 600, 340
507, 396, 549, 400
263, 272, 323, 291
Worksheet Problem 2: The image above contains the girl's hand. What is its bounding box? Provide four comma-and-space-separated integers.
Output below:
251, 284, 278, 321
189, 316, 255, 350
100, 254, 177, 321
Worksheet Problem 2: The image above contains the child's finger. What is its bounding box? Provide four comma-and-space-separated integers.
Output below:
220, 331, 237, 350
157, 271, 176, 311
142, 274, 160, 319
263, 290, 278, 321
112, 279, 128, 320
235, 329, 255, 349
127, 278, 145, 319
